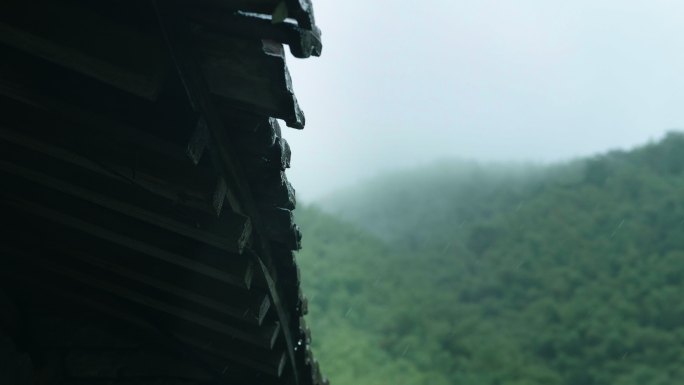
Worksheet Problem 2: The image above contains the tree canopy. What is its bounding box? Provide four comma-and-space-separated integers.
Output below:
296, 132, 684, 385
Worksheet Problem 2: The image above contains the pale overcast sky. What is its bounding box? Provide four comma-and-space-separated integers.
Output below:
283, 0, 684, 201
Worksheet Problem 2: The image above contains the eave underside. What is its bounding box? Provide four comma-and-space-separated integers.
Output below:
0, 1, 324, 384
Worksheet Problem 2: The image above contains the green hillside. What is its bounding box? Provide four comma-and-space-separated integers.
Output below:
296, 132, 684, 385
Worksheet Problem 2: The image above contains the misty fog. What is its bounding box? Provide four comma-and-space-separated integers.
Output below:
284, 0, 684, 200
280, 2, 684, 385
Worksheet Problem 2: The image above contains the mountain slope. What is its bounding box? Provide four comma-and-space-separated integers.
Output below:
297, 132, 684, 385
296, 206, 451, 385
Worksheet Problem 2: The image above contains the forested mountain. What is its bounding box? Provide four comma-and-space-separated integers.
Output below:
296, 132, 684, 385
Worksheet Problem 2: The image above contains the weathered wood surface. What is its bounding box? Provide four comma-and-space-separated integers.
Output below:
0, 0, 324, 382
197, 31, 305, 128
0, 68, 219, 212
189, 10, 322, 58
0, 150, 250, 255
185, 0, 318, 31
229, 116, 279, 153
2, 258, 282, 365
252, 171, 297, 210
7, 277, 290, 384
6, 277, 285, 384
186, 117, 211, 165
154, 3, 308, 383
63, 348, 212, 380
0, 1, 166, 100
0, 332, 33, 385
259, 206, 302, 250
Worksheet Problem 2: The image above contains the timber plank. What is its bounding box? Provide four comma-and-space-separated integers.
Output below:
0, 0, 165, 100
0, 153, 248, 254
1, 205, 253, 310
196, 30, 305, 128
0, 87, 217, 204
1, 270, 282, 380
63, 251, 270, 326
2, 255, 278, 349
188, 9, 321, 58
154, 6, 305, 383
0, 194, 249, 289
175, 333, 287, 377
63, 348, 213, 381
0, 129, 250, 249
184, 0, 317, 31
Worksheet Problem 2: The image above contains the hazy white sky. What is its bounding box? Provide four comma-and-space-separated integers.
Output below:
283, 0, 684, 200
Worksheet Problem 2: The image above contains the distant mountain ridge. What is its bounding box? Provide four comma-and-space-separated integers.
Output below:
316, 132, 684, 250
297, 131, 684, 385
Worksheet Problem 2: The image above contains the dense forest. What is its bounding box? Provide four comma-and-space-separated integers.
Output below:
295, 132, 684, 385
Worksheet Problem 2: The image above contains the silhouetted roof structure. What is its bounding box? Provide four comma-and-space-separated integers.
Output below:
0, 0, 324, 384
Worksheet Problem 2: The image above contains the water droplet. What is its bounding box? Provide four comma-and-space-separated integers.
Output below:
610, 219, 625, 238
401, 343, 411, 357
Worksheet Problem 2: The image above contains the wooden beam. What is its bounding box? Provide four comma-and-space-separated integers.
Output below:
0, 155, 248, 254
0, 194, 249, 289
0, 74, 219, 205
0, 1, 166, 100
62, 349, 214, 381
5, 130, 212, 216
188, 9, 321, 58
0, 131, 251, 252
0, 270, 275, 383
183, 0, 280, 14
196, 31, 305, 128
153, 4, 303, 384
239, 136, 292, 174
181, 0, 318, 31
286, 0, 317, 29
259, 206, 301, 249
1, 210, 259, 323
187, 117, 211, 165
175, 333, 287, 377
64, 250, 269, 326
3, 254, 278, 349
